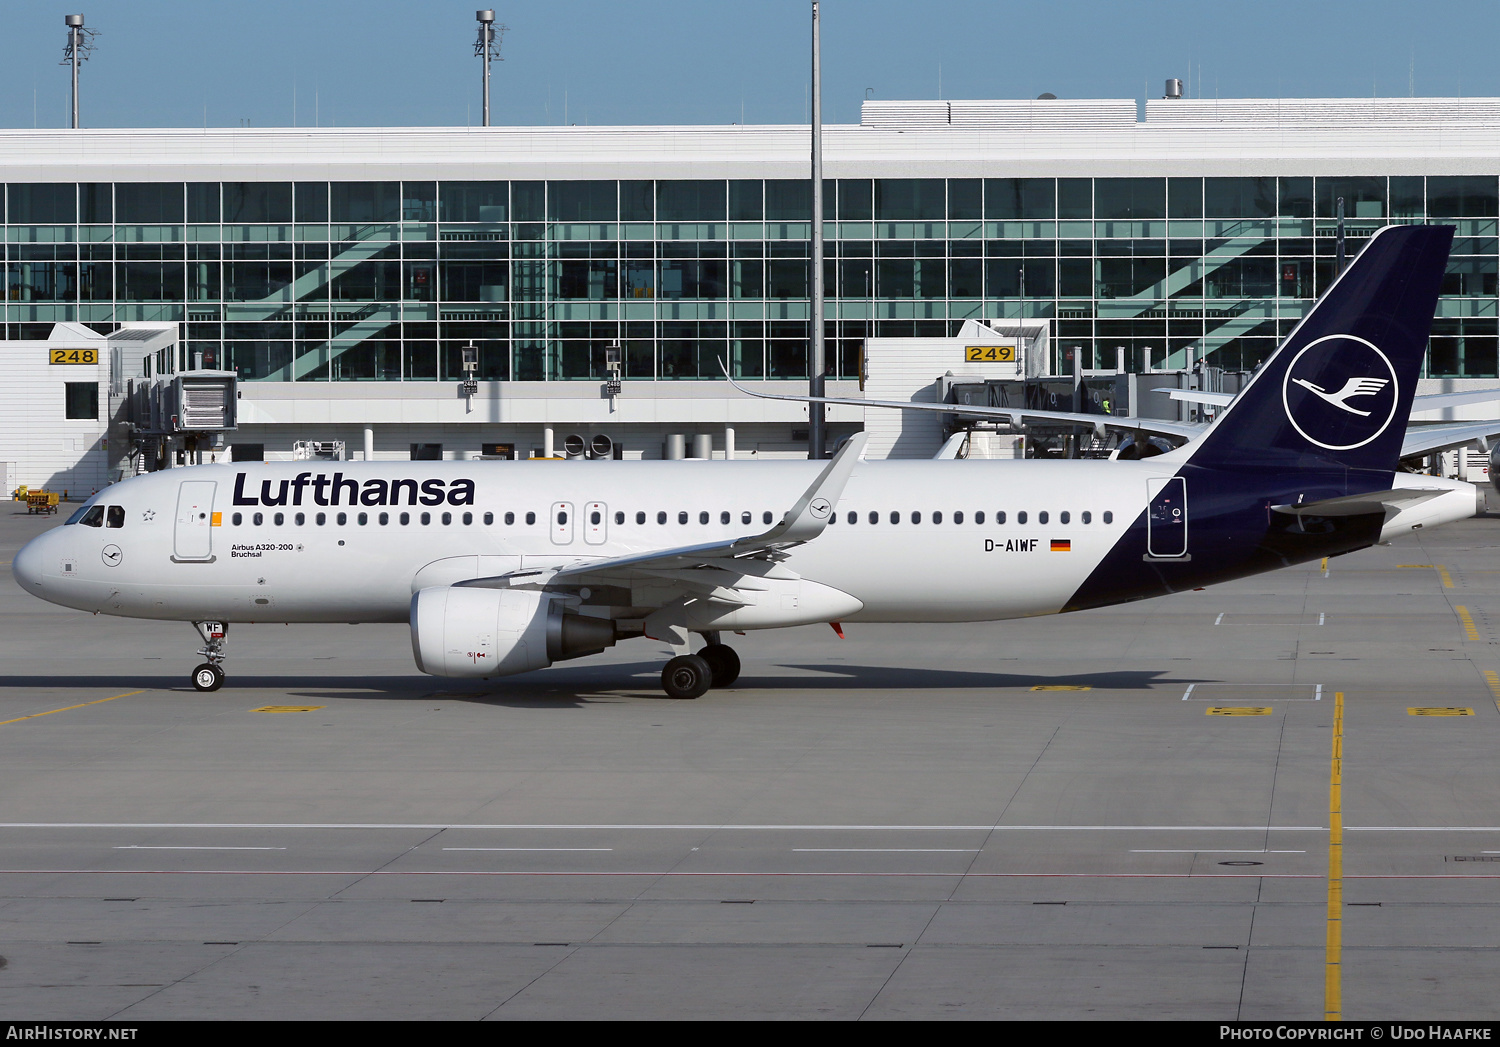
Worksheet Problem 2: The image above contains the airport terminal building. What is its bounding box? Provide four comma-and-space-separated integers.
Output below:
5, 94, 1500, 481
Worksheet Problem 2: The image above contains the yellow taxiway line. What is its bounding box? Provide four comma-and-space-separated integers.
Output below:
0, 690, 144, 727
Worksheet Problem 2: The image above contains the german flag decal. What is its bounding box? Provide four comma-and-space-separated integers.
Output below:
1050, 539, 1071, 552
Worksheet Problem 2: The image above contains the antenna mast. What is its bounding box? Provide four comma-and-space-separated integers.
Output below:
475, 10, 507, 127
61, 14, 97, 130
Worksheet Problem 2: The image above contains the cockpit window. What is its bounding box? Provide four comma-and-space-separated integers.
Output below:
105, 506, 125, 528
65, 504, 92, 525
77, 505, 106, 527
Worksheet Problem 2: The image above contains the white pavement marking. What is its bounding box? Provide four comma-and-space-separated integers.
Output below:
1130, 849, 1306, 854
113, 845, 287, 851
1182, 684, 1196, 701
792, 848, 979, 853
1215, 613, 1225, 625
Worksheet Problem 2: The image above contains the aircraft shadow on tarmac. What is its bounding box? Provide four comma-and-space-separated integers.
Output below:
0, 666, 1207, 709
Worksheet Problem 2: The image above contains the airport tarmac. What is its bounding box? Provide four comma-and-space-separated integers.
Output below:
3, 499, 1500, 1021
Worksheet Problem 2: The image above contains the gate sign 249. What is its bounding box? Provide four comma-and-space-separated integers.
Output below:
964, 345, 1015, 363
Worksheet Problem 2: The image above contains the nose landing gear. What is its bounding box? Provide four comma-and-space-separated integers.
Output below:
191, 621, 227, 692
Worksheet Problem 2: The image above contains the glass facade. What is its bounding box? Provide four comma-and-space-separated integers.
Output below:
4, 175, 1498, 379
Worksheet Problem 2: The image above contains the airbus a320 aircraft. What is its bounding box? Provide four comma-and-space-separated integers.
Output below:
12, 225, 1483, 698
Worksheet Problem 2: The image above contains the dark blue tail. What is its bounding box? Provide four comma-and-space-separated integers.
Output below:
1187, 224, 1454, 476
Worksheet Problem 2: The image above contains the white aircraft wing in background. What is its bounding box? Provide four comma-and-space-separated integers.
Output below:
722, 367, 1203, 441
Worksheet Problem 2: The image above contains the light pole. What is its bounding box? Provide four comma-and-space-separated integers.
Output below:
475, 10, 505, 127
808, 1, 826, 459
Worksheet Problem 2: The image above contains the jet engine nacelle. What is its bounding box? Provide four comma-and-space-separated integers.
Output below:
410, 586, 618, 678
1380, 475, 1484, 542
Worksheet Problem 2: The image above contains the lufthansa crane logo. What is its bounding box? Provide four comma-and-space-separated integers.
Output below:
1281, 334, 1399, 451
809, 497, 832, 519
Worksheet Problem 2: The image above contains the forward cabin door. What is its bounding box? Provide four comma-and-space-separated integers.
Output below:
173, 480, 217, 561
584, 501, 607, 545
1146, 477, 1188, 558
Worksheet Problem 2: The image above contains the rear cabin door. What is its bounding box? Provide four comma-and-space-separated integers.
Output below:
173, 480, 217, 561
1146, 477, 1188, 558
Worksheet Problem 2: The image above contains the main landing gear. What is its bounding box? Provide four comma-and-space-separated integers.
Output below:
660, 637, 741, 700
191, 621, 227, 692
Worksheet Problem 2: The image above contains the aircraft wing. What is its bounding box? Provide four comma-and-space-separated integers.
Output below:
1401, 421, 1500, 459
722, 369, 1204, 441
459, 433, 867, 597
1411, 387, 1500, 413
1155, 388, 1235, 408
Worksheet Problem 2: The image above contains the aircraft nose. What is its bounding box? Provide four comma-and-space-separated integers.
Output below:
12, 534, 47, 593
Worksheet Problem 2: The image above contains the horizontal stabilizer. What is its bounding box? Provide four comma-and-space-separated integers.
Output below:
1271, 488, 1447, 517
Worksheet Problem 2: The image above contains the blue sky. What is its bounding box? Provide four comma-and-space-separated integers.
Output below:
3, 1, 1499, 129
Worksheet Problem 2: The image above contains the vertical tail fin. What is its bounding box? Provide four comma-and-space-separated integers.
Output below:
1187, 225, 1453, 474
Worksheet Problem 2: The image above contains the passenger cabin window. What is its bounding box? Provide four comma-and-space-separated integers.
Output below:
231, 512, 242, 526
295, 512, 306, 525
1103, 511, 1114, 524
976, 511, 986, 524
699, 511, 709, 525
614, 511, 624, 525
763, 511, 773, 525
933, 511, 943, 524
658, 511, 667, 524
525, 512, 536, 525
847, 511, 857, 524
1060, 511, 1070, 524
720, 511, 730, 525
105, 506, 125, 528
1039, 511, 1049, 524
1082, 511, 1091, 524
636, 511, 646, 524
400, 512, 410, 525
274, 512, 285, 526
741, 511, 751, 525
1017, 511, 1027, 524
336, 512, 348, 525
678, 511, 689, 525
316, 512, 327, 525
868, 511, 879, 524
484, 512, 494, 525
996, 511, 1006, 524
954, 511, 964, 524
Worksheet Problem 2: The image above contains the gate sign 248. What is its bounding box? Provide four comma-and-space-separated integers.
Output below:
49, 349, 97, 364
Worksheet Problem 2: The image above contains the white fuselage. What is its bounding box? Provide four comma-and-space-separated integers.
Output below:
15, 459, 1157, 626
